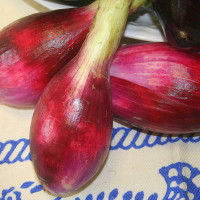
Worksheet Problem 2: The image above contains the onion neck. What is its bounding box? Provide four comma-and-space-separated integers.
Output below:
75, 0, 132, 77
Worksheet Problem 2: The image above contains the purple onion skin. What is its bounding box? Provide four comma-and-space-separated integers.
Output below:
30, 58, 112, 194
110, 42, 200, 134
0, 4, 96, 107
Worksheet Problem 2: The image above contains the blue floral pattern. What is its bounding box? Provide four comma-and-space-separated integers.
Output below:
1, 162, 200, 200
160, 162, 200, 200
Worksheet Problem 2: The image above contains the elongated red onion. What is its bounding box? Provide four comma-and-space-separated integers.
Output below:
30, 0, 131, 195
0, 0, 144, 108
111, 42, 200, 134
0, 2, 97, 107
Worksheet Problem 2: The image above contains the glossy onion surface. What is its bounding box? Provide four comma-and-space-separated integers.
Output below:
152, 0, 200, 50
30, 58, 112, 194
111, 42, 200, 134
0, 3, 96, 107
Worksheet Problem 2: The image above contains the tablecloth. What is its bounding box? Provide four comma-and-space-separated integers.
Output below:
1, 1, 200, 200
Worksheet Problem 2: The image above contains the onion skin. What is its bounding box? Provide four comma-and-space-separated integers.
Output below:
30, 60, 113, 194
0, 3, 97, 107
111, 42, 200, 134
30, 0, 131, 195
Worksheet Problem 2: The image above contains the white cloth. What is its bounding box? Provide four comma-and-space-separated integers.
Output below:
0, 1, 200, 200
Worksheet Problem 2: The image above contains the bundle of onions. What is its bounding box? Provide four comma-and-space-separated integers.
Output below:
1, 12, 200, 135
1, 14, 200, 135
1, 0, 200, 196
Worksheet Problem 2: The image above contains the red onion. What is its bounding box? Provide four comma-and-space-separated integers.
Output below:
0, 0, 145, 108
0, 2, 97, 107
111, 42, 200, 134
30, 0, 131, 195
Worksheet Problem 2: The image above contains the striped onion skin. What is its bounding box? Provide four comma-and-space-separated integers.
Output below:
110, 42, 200, 134
0, 2, 97, 107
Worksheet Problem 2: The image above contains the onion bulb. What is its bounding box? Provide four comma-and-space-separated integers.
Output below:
111, 42, 200, 134
0, 2, 97, 107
